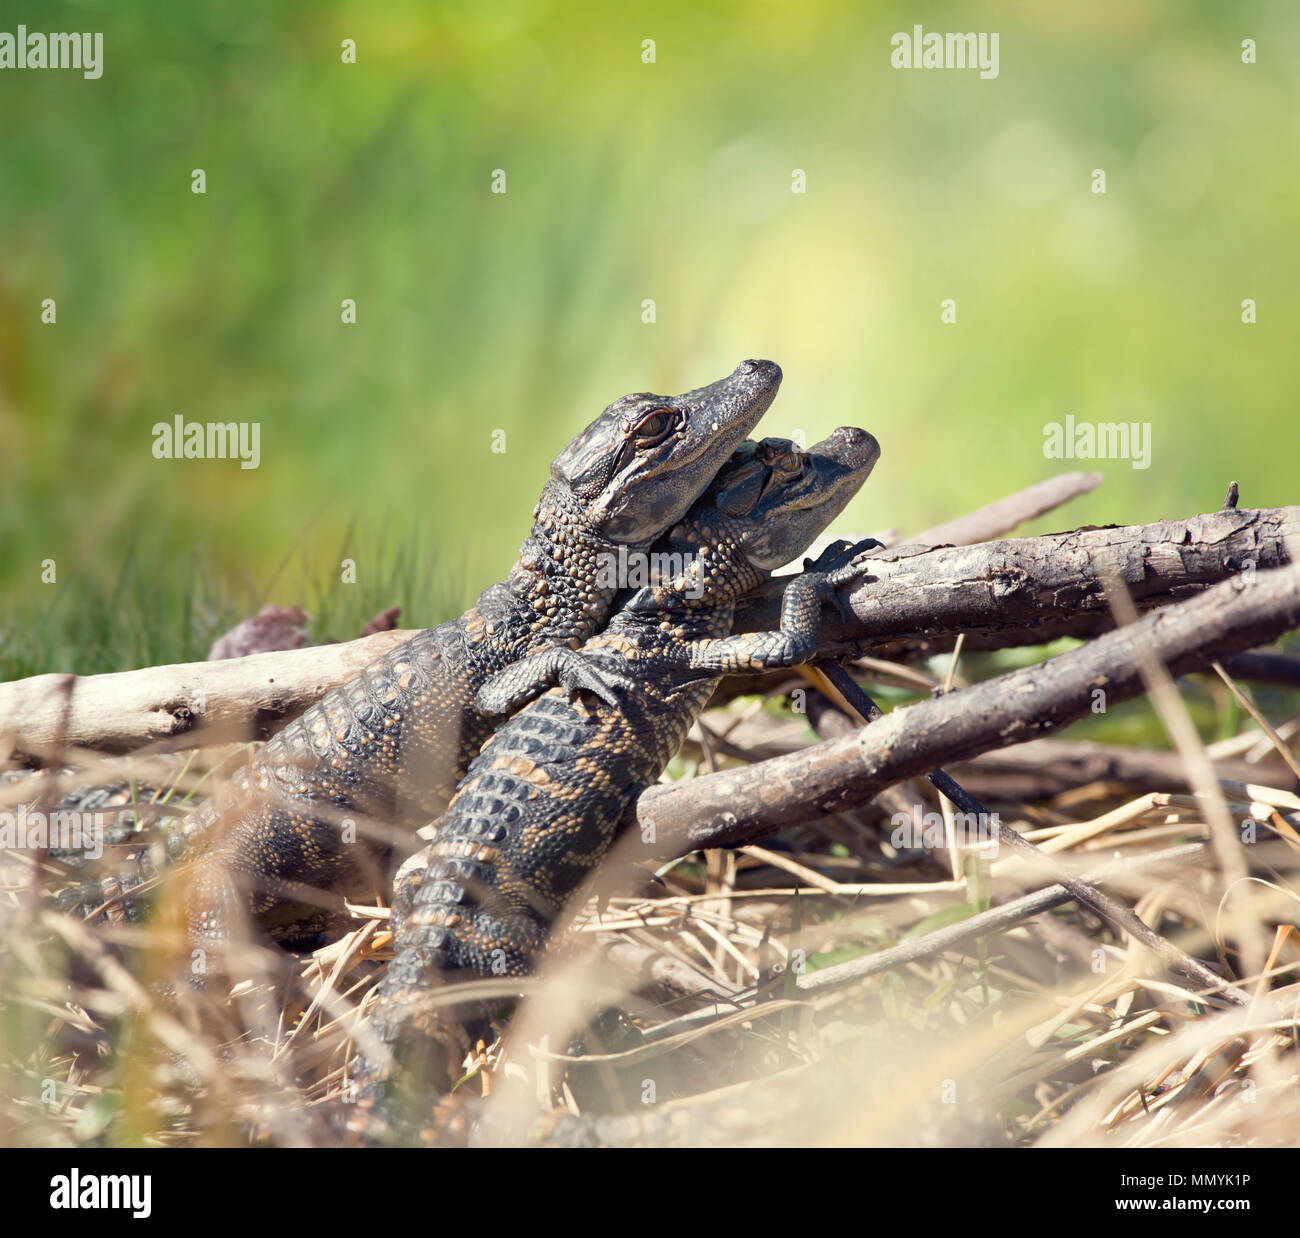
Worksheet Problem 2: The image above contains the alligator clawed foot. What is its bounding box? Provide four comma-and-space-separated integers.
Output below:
806, 535, 882, 575
559, 660, 636, 710
818, 537, 883, 621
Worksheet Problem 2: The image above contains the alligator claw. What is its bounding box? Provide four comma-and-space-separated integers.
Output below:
806, 535, 882, 575
846, 535, 884, 560
803, 538, 856, 574
822, 538, 883, 620
560, 661, 636, 710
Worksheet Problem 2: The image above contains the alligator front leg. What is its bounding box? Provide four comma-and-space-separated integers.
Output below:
476, 648, 637, 715
676, 537, 882, 673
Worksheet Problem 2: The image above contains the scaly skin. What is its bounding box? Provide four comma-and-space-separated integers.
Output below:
352, 427, 881, 1143
0, 760, 199, 929
22, 362, 781, 954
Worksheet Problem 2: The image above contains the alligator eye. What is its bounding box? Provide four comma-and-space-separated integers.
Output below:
633, 408, 674, 443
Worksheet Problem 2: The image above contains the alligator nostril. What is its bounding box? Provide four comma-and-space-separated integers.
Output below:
739, 359, 782, 384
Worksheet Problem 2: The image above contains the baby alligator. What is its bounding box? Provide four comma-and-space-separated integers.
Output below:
30, 362, 781, 963
353, 426, 881, 1142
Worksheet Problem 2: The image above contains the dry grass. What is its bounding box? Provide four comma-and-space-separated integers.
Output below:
3, 666, 1300, 1148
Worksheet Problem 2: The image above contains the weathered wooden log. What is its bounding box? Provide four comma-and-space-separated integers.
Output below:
0, 631, 410, 760
638, 562, 1300, 857
735, 505, 1299, 657
2, 506, 1294, 762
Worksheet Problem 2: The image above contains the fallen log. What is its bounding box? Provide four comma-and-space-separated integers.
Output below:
734, 504, 1300, 656
0, 631, 410, 761
1, 506, 1295, 763
637, 561, 1300, 858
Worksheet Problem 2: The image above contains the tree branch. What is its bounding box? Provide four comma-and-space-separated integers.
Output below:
901, 469, 1103, 549
0, 631, 411, 761
735, 505, 1299, 657
2, 506, 1295, 763
795, 842, 1216, 996
637, 562, 1300, 857
812, 660, 1250, 1004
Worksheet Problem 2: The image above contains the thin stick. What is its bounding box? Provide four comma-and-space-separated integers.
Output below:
795, 842, 1218, 996
815, 660, 1251, 1006
1211, 661, 1300, 784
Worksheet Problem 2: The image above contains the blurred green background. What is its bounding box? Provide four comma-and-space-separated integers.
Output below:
2, 0, 1297, 678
